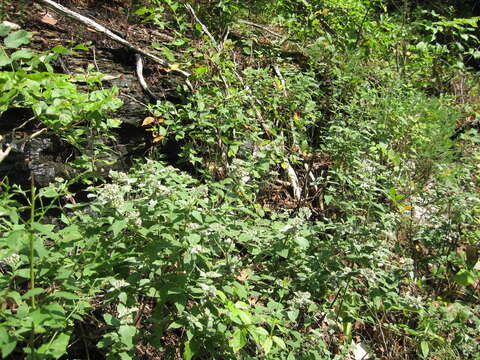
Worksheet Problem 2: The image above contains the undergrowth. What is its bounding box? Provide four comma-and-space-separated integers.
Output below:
1, 0, 480, 359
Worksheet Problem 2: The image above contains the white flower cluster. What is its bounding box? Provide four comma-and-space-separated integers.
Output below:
3, 253, 20, 266
292, 291, 313, 308
199, 282, 217, 297
90, 174, 142, 227
190, 244, 205, 255
230, 158, 252, 184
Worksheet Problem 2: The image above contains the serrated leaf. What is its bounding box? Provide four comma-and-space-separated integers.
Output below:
4, 30, 32, 49
248, 326, 269, 345
168, 322, 183, 329
252, 326, 269, 337
103, 313, 120, 327
31, 222, 55, 235
324, 194, 333, 205
119, 352, 132, 360
106, 118, 122, 128
191, 210, 203, 223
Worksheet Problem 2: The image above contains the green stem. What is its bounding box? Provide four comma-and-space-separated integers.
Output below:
29, 175, 36, 309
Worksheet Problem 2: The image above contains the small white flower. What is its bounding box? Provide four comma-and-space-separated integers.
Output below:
148, 199, 158, 207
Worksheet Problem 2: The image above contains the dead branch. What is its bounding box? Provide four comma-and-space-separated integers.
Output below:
273, 65, 287, 97
135, 54, 158, 101
184, 4, 219, 51
35, 0, 190, 77
286, 161, 302, 201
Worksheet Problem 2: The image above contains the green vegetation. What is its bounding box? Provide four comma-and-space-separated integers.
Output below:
1, 0, 479, 359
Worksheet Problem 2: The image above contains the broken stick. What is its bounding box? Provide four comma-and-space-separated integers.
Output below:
35, 0, 191, 77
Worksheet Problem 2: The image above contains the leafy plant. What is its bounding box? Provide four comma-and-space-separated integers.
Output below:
0, 26, 123, 180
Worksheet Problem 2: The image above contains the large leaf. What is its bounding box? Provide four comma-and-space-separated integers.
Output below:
37, 332, 71, 359
4, 30, 32, 49
118, 325, 137, 348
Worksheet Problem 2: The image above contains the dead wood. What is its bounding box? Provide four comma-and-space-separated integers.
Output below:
35, 0, 191, 77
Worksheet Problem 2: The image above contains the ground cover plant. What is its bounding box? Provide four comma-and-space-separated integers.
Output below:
1, 0, 480, 359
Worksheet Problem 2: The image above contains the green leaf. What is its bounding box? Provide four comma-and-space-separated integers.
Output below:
234, 303, 252, 325
0, 326, 17, 358
168, 322, 183, 329
119, 352, 132, 360
51, 291, 80, 300
30, 303, 65, 327
248, 326, 269, 345
110, 219, 127, 238
261, 336, 273, 354
229, 329, 247, 353
22, 288, 44, 299
4, 30, 32, 49
0, 52, 11, 67
10, 49, 34, 61
324, 194, 333, 205
191, 210, 203, 224
420, 341, 429, 358
37, 332, 70, 359
31, 222, 55, 235
103, 314, 120, 327
416, 41, 428, 51
272, 336, 287, 350
106, 118, 122, 128
287, 309, 299, 322
0, 24, 11, 37
14, 268, 32, 279
73, 43, 89, 51
194, 66, 208, 76
453, 269, 475, 286
118, 325, 136, 348
294, 236, 309, 247
183, 341, 195, 360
